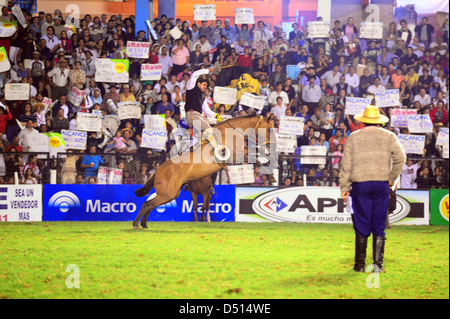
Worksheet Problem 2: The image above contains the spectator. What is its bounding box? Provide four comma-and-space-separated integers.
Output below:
81, 146, 104, 183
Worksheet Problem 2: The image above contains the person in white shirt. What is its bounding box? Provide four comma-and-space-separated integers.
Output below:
345, 66, 360, 97
302, 76, 322, 113
268, 82, 289, 108
413, 87, 432, 107
321, 65, 342, 88
158, 46, 173, 78
367, 77, 386, 95
190, 35, 211, 56
400, 160, 421, 189
47, 59, 70, 100
41, 26, 61, 53
165, 75, 181, 94
270, 97, 286, 122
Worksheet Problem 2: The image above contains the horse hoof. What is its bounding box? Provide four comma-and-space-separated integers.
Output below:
141, 224, 148, 229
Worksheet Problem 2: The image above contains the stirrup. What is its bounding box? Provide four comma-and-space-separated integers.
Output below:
214, 144, 230, 162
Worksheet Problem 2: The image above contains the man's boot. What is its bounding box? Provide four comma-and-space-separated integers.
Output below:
203, 128, 230, 162
354, 235, 368, 272
373, 235, 386, 273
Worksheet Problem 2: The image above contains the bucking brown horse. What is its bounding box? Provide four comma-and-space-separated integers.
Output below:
133, 115, 275, 228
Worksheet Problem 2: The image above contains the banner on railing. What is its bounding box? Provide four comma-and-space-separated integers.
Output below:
43, 184, 235, 222
0, 185, 42, 222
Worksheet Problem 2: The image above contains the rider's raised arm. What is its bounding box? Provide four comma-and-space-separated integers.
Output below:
187, 68, 210, 91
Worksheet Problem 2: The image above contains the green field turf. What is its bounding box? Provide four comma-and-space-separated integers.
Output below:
0, 222, 448, 299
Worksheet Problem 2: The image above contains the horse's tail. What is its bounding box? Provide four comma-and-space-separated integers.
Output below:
135, 173, 155, 197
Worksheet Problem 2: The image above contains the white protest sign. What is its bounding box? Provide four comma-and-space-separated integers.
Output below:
95, 58, 129, 83
126, 41, 151, 59
68, 87, 85, 107
407, 114, 433, 133
443, 143, 449, 159
345, 97, 371, 115
76, 113, 102, 132
0, 21, 17, 38
27, 131, 49, 159
390, 109, 417, 127
61, 130, 87, 150
194, 5, 216, 21
5, 83, 30, 100
300, 146, 327, 165
12, 5, 28, 28
169, 27, 183, 40
436, 128, 449, 146
141, 63, 163, 81
276, 134, 297, 154
117, 101, 142, 120
0, 185, 42, 222
235, 8, 255, 24
97, 167, 123, 185
279, 116, 304, 135
307, 21, 330, 38
213, 86, 237, 105
142, 115, 167, 150
398, 134, 426, 155
227, 164, 254, 185
359, 22, 383, 39
375, 89, 400, 108
239, 92, 267, 110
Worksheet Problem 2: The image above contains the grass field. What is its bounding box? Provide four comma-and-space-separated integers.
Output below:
0, 222, 448, 299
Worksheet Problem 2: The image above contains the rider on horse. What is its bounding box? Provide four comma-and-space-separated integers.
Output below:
184, 67, 230, 161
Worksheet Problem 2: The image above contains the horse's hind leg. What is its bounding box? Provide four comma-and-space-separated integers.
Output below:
132, 194, 171, 229
191, 191, 199, 222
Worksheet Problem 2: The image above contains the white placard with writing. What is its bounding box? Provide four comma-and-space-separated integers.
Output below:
398, 134, 425, 155
126, 41, 151, 59
142, 115, 167, 150
194, 5, 216, 21
0, 21, 17, 38
239, 92, 266, 110
300, 146, 327, 164
345, 97, 371, 116
5, 83, 30, 100
436, 128, 449, 146
391, 109, 417, 127
68, 87, 85, 107
76, 113, 103, 132
375, 89, 400, 108
97, 167, 123, 185
235, 8, 255, 24
61, 130, 87, 150
95, 58, 129, 83
213, 86, 237, 105
407, 114, 433, 133
359, 22, 383, 39
279, 116, 304, 135
227, 164, 254, 185
276, 134, 297, 154
117, 101, 142, 120
0, 185, 42, 222
307, 21, 330, 38
12, 5, 28, 28
141, 63, 163, 81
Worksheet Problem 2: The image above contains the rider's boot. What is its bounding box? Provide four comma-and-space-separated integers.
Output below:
202, 128, 230, 162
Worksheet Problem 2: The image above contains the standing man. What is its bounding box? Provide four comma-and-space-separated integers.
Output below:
339, 105, 406, 273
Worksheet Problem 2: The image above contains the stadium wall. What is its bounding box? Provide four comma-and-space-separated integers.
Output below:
0, 185, 447, 225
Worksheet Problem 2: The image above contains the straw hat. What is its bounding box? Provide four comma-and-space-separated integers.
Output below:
32, 102, 45, 113
121, 128, 134, 137
354, 105, 389, 124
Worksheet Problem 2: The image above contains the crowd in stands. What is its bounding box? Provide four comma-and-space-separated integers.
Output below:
0, 6, 448, 189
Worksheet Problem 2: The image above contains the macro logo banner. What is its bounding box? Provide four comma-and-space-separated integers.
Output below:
43, 185, 235, 222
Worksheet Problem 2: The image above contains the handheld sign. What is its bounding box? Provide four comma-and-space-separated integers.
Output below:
95, 58, 129, 83
117, 101, 142, 120
307, 21, 330, 38
398, 134, 426, 155
61, 130, 87, 150
359, 22, 383, 39
390, 109, 417, 127
5, 83, 30, 101
375, 89, 400, 108
345, 97, 371, 116
141, 63, 163, 81
279, 116, 304, 135
213, 86, 237, 105
235, 8, 255, 24
239, 92, 266, 110
407, 114, 433, 133
194, 5, 216, 21
126, 41, 151, 59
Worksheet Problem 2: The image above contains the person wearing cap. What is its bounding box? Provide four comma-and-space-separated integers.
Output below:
53, 16, 65, 39
29, 51, 46, 87
339, 105, 406, 273
47, 59, 70, 100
